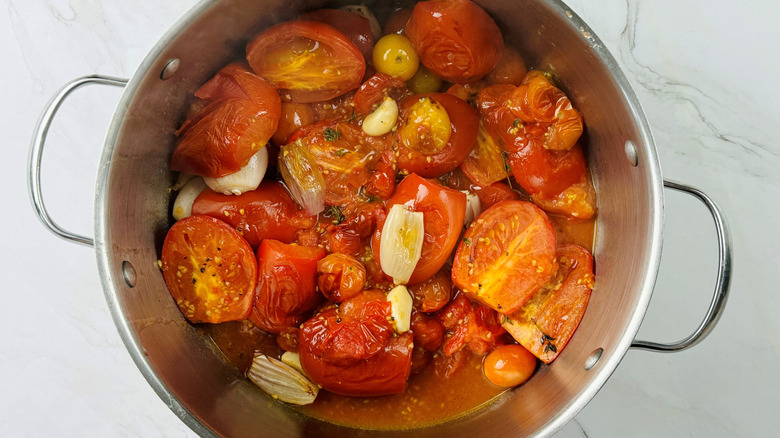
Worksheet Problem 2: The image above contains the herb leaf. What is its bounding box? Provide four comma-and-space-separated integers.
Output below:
324, 205, 344, 224
323, 128, 341, 142
334, 148, 349, 157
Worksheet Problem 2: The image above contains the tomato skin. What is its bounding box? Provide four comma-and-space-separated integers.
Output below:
395, 93, 479, 178
409, 269, 453, 312
298, 291, 414, 396
161, 215, 257, 324
299, 9, 374, 60
373, 174, 466, 285
475, 182, 521, 209
501, 244, 594, 363
171, 64, 281, 178
406, 0, 503, 83
486, 47, 528, 86
452, 201, 557, 314
246, 20, 366, 103
352, 73, 408, 115
249, 239, 327, 333
483, 344, 537, 387
191, 181, 316, 248
316, 253, 367, 303
271, 102, 316, 145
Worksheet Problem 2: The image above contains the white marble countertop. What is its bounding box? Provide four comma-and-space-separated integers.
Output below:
2, 0, 778, 436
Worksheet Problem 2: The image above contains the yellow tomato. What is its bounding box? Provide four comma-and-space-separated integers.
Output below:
407, 64, 442, 94
372, 34, 419, 80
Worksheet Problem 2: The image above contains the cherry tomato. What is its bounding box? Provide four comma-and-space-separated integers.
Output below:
277, 326, 299, 352
407, 64, 442, 94
246, 20, 366, 103
383, 8, 412, 35
432, 347, 470, 379
171, 64, 281, 178
452, 201, 557, 314
352, 72, 407, 115
483, 344, 537, 387
409, 269, 452, 312
316, 253, 367, 302
161, 215, 257, 323
395, 93, 479, 178
501, 244, 594, 363
249, 239, 327, 333
532, 177, 597, 220
298, 290, 414, 396
486, 46, 528, 85
475, 182, 521, 209
373, 34, 420, 80
271, 102, 316, 145
438, 293, 506, 355
411, 312, 445, 351
460, 121, 508, 188
299, 9, 374, 60
373, 174, 466, 285
191, 181, 316, 248
446, 80, 488, 105
406, 0, 503, 83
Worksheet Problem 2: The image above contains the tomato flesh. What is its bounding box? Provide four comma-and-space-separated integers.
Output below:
161, 215, 257, 324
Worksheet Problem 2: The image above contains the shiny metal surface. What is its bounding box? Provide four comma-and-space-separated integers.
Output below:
27, 75, 127, 247
630, 180, 733, 352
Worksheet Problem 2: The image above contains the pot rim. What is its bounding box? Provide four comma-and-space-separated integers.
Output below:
93, 1, 664, 436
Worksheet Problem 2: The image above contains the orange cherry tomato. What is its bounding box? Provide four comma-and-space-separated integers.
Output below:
486, 46, 528, 86
501, 244, 594, 363
406, 0, 503, 83
483, 344, 537, 387
452, 201, 557, 314
299, 9, 375, 60
171, 64, 281, 178
246, 20, 366, 103
161, 215, 257, 324
271, 102, 316, 145
316, 253, 367, 303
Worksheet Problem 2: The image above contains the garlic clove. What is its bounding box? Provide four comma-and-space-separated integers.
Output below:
281, 351, 305, 375
362, 97, 398, 137
247, 352, 319, 405
172, 177, 206, 221
203, 147, 268, 196
379, 204, 425, 284
462, 190, 482, 226
387, 285, 413, 333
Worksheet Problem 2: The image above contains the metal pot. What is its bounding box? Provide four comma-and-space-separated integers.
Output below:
27, 0, 732, 436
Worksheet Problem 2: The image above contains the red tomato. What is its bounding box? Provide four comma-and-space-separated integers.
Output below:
432, 347, 470, 379
483, 344, 537, 387
299, 9, 374, 60
249, 239, 327, 333
409, 269, 453, 312
277, 326, 299, 352
171, 64, 281, 178
532, 177, 597, 220
395, 93, 479, 178
411, 312, 445, 351
383, 8, 412, 35
316, 253, 367, 302
486, 47, 528, 86
373, 174, 466, 285
246, 20, 366, 103
161, 215, 257, 324
501, 244, 594, 363
438, 293, 506, 355
459, 121, 508, 188
352, 72, 408, 115
271, 102, 316, 145
366, 148, 397, 200
452, 201, 557, 314
445, 80, 488, 105
298, 290, 414, 396
191, 181, 316, 248
475, 182, 521, 209
406, 0, 503, 83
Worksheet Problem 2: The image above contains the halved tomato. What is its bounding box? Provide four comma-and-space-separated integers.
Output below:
501, 244, 594, 363
299, 9, 374, 60
459, 121, 508, 187
160, 215, 257, 324
532, 177, 597, 220
452, 201, 557, 314
246, 20, 366, 103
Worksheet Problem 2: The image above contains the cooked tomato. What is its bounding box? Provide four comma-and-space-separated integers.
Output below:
438, 293, 506, 355
411, 312, 445, 351
299, 9, 374, 60
459, 121, 508, 187
532, 177, 597, 220
298, 290, 414, 396
475, 182, 521, 209
483, 344, 537, 387
409, 269, 452, 312
372, 34, 420, 81
395, 93, 479, 178
383, 8, 412, 35
452, 201, 557, 314
406, 0, 503, 83
407, 64, 442, 94
271, 102, 316, 145
352, 72, 407, 114
373, 174, 466, 285
246, 20, 366, 103
249, 239, 327, 333
171, 64, 281, 178
161, 215, 257, 323
445, 80, 488, 105
501, 244, 594, 363
277, 326, 299, 352
432, 346, 470, 379
191, 181, 316, 248
316, 253, 367, 302
486, 46, 528, 86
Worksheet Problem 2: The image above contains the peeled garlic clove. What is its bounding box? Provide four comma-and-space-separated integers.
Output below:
387, 285, 413, 333
462, 190, 482, 226
247, 352, 318, 405
281, 351, 305, 375
279, 140, 326, 215
362, 97, 398, 137
203, 147, 268, 196
341, 5, 382, 40
172, 177, 206, 221
379, 204, 425, 284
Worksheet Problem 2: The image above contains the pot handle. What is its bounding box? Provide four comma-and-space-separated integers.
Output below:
630, 179, 733, 352
27, 75, 128, 247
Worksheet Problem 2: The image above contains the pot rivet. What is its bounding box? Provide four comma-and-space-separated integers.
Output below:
122, 261, 137, 288
584, 347, 603, 370
160, 58, 181, 80
625, 140, 639, 167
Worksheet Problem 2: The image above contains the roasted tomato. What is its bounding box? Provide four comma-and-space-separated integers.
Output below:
532, 177, 597, 220
486, 46, 528, 86
191, 181, 316, 248
406, 0, 503, 83
271, 102, 316, 145
299, 9, 374, 60
161, 215, 257, 323
501, 244, 594, 363
373, 174, 466, 285
383, 8, 412, 35
395, 93, 479, 178
298, 290, 414, 396
452, 201, 557, 314
483, 344, 537, 387
411, 312, 445, 351
352, 72, 408, 115
432, 344, 470, 379
409, 269, 452, 312
459, 121, 508, 187
316, 253, 367, 303
438, 293, 506, 356
249, 239, 327, 333
475, 182, 521, 209
246, 20, 366, 103
171, 64, 281, 178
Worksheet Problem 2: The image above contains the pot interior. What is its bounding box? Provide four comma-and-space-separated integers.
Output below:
95, 0, 662, 436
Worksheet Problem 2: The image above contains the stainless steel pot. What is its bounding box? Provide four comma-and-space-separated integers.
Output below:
27, 0, 732, 436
